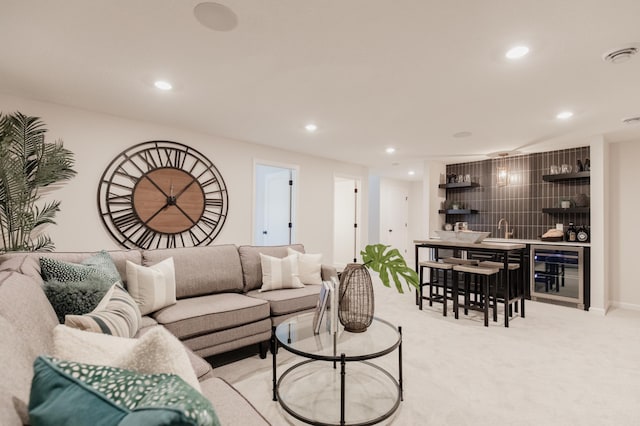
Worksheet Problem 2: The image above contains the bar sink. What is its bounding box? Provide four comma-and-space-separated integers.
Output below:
435, 230, 491, 243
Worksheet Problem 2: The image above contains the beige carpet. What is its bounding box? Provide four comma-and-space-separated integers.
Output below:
214, 278, 640, 425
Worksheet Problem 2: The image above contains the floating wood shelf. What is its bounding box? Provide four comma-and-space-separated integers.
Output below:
542, 208, 591, 214
542, 171, 590, 182
438, 182, 479, 189
438, 209, 479, 215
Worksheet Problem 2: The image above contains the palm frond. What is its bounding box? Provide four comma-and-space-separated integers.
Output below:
0, 112, 76, 252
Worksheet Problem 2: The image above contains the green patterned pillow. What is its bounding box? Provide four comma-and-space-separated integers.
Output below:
40, 250, 121, 284
29, 356, 220, 426
39, 251, 122, 323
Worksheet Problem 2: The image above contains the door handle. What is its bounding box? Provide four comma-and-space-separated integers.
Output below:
262, 230, 268, 235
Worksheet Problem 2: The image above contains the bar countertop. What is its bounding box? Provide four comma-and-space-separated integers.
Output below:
413, 239, 526, 250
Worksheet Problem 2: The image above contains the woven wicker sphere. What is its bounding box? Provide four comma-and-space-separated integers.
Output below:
338, 263, 374, 333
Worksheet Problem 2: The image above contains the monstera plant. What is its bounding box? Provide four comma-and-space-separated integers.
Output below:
360, 244, 419, 293
0, 112, 76, 252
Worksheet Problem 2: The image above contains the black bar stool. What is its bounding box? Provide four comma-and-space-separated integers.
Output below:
479, 260, 521, 316
418, 260, 453, 316
452, 265, 499, 327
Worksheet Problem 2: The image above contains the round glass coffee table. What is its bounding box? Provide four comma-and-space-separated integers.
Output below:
271, 312, 402, 426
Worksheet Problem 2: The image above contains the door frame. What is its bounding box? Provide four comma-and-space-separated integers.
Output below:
252, 159, 300, 245
333, 173, 363, 268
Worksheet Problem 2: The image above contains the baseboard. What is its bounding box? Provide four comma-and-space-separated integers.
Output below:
609, 301, 640, 312
588, 307, 607, 316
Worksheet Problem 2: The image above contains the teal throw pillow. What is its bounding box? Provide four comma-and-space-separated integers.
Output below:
29, 356, 220, 426
40, 251, 121, 323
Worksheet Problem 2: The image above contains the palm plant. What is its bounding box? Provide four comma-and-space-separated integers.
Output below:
0, 112, 76, 252
360, 244, 419, 293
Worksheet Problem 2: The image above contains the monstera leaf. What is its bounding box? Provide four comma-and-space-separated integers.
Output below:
360, 244, 419, 294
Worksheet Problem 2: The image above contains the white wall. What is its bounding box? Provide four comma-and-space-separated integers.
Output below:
609, 140, 640, 310
0, 93, 368, 260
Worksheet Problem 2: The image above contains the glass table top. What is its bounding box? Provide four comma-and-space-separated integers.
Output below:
275, 312, 400, 361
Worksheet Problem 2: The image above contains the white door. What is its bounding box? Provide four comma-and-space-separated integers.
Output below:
380, 179, 409, 256
254, 164, 296, 245
333, 177, 361, 269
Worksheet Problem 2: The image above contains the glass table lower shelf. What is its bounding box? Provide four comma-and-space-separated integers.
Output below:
272, 313, 402, 426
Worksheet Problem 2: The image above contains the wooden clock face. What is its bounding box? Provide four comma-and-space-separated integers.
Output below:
98, 141, 228, 249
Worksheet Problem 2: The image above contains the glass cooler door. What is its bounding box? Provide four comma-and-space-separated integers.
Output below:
530, 245, 584, 309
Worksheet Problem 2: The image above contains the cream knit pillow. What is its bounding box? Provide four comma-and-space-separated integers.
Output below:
52, 325, 200, 391
287, 247, 323, 285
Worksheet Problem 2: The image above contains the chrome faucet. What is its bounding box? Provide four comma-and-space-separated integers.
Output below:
498, 218, 513, 239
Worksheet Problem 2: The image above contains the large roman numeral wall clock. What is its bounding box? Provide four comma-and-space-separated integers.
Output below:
98, 140, 228, 249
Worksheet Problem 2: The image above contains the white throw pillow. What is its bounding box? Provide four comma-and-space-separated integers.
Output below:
287, 247, 323, 285
52, 325, 200, 391
259, 253, 304, 292
126, 258, 177, 315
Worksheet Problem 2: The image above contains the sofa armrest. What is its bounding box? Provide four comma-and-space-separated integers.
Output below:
321, 264, 338, 281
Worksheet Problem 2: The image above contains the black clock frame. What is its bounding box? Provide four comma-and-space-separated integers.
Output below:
97, 140, 228, 249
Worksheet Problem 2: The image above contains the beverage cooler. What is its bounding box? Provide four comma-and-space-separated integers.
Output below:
530, 245, 589, 310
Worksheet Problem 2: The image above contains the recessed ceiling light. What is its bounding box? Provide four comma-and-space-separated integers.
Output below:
408, 170, 415, 176
556, 111, 574, 120
505, 46, 530, 59
154, 80, 172, 91
305, 124, 317, 132
194, 2, 238, 32
386, 147, 396, 154
603, 46, 638, 64
622, 116, 640, 125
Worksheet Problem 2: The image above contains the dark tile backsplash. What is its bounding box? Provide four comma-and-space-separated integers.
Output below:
444, 147, 590, 240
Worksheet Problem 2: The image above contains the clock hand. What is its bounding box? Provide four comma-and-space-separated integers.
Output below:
173, 177, 198, 200
143, 200, 171, 224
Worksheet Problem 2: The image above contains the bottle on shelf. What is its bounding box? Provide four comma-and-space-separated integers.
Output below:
566, 222, 577, 242
576, 225, 589, 242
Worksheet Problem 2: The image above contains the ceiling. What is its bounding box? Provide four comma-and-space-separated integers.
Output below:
1, 0, 640, 180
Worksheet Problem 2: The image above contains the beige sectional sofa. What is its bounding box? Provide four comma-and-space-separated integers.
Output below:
0, 243, 336, 426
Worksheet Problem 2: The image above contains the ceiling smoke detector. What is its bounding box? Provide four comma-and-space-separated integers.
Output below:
622, 116, 640, 125
603, 46, 638, 64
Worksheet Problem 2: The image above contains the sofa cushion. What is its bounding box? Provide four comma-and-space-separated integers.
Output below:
0, 271, 58, 358
43, 275, 114, 323
0, 316, 34, 426
143, 245, 244, 298
29, 356, 220, 426
239, 244, 305, 292
152, 293, 270, 340
199, 377, 270, 426
0, 250, 142, 285
126, 257, 177, 315
52, 325, 201, 391
259, 253, 304, 291
65, 283, 142, 338
246, 284, 322, 316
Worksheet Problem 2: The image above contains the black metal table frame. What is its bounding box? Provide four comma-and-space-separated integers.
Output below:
271, 317, 403, 426
414, 242, 526, 327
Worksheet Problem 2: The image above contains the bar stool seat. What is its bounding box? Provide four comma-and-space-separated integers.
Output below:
418, 261, 453, 316
443, 257, 479, 266
478, 260, 520, 270
452, 265, 499, 326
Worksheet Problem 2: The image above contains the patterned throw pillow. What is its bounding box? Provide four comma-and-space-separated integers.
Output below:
29, 356, 220, 426
39, 251, 122, 322
125, 258, 177, 315
259, 253, 304, 292
287, 247, 323, 285
40, 250, 121, 284
65, 283, 141, 338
